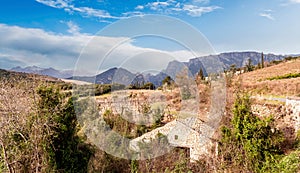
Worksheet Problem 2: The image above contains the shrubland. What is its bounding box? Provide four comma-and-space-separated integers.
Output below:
1, 55, 300, 172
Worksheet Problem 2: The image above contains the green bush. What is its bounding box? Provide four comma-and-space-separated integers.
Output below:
276, 150, 300, 173
94, 84, 112, 96
141, 82, 155, 90
270, 60, 283, 65
37, 86, 93, 172
128, 82, 156, 90
219, 93, 284, 172
266, 73, 300, 80
284, 56, 300, 61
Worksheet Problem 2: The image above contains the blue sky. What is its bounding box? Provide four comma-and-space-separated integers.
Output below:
0, 0, 300, 72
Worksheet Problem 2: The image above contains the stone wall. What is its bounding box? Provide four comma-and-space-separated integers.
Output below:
129, 117, 215, 162
286, 97, 300, 132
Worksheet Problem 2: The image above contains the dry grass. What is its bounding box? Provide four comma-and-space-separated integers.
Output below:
236, 58, 300, 96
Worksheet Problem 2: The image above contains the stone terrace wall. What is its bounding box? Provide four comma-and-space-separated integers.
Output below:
286, 97, 300, 132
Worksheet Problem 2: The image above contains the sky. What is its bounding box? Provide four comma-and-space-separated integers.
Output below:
0, 0, 300, 74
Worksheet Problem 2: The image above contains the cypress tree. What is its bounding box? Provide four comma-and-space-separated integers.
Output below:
261, 52, 264, 68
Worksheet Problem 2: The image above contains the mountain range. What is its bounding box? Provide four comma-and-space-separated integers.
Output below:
168, 51, 285, 77
10, 51, 287, 87
10, 66, 73, 79
71, 51, 286, 86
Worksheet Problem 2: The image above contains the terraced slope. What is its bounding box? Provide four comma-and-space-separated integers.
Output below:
238, 58, 300, 96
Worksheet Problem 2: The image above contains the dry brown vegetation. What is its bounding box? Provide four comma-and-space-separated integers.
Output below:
1, 55, 300, 172
0, 70, 62, 172
0, 69, 92, 172
238, 58, 300, 96
215, 57, 300, 172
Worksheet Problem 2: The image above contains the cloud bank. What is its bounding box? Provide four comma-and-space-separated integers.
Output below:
0, 23, 196, 75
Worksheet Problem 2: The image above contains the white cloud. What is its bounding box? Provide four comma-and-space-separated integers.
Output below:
280, 0, 300, 6
146, 0, 174, 11
135, 5, 144, 10
259, 10, 275, 21
141, 0, 220, 17
192, 0, 210, 4
66, 21, 81, 35
36, 0, 221, 19
0, 24, 197, 75
264, 9, 273, 12
36, 0, 69, 8
0, 23, 88, 70
290, 0, 300, 3
36, 0, 120, 19
122, 11, 145, 17
182, 5, 220, 17
0, 53, 27, 69
175, 2, 181, 8
259, 13, 275, 20
72, 6, 116, 19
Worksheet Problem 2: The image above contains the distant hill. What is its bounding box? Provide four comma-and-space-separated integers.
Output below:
144, 72, 169, 87
164, 52, 285, 79
215, 51, 284, 68
0, 68, 61, 84
11, 66, 73, 79
70, 67, 136, 85
70, 67, 170, 87
159, 51, 285, 81
10, 52, 287, 86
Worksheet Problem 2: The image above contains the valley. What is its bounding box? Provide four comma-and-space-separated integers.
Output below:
1, 55, 300, 172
